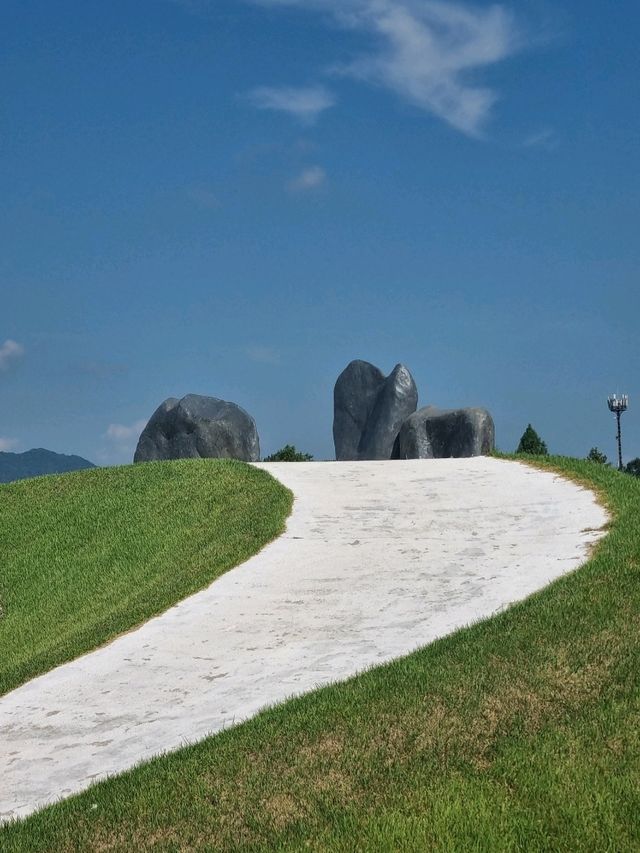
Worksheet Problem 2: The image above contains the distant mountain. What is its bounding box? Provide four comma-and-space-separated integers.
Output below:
0, 448, 96, 484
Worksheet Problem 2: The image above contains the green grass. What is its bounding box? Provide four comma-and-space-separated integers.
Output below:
0, 459, 292, 697
2, 457, 639, 851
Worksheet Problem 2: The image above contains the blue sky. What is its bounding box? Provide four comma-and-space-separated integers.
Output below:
2, 0, 639, 463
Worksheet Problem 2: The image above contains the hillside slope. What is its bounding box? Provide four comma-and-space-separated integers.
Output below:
0, 459, 292, 695
1, 458, 637, 851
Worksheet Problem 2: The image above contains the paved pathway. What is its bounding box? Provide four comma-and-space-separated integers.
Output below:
0, 458, 607, 823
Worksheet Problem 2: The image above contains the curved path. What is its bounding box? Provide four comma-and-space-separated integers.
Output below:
0, 458, 607, 823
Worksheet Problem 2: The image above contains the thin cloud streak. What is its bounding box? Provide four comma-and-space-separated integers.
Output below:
247, 85, 336, 124
0, 437, 19, 452
252, 0, 522, 136
186, 185, 220, 209
523, 127, 558, 150
288, 165, 327, 192
0, 339, 25, 371
77, 361, 129, 379
245, 345, 282, 365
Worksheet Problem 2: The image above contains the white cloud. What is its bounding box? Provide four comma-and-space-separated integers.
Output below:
0, 339, 25, 371
100, 419, 148, 465
288, 165, 327, 192
247, 85, 336, 124
523, 127, 558, 150
0, 437, 19, 452
105, 420, 148, 443
251, 0, 521, 136
245, 345, 282, 365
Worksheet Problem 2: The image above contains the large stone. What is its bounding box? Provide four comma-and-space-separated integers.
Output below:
333, 361, 385, 461
398, 406, 495, 459
134, 394, 260, 463
333, 360, 418, 460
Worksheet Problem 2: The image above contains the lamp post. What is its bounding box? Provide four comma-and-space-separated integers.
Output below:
607, 394, 628, 471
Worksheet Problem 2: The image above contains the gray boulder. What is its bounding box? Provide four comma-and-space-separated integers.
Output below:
333, 360, 418, 460
398, 406, 495, 459
134, 394, 260, 463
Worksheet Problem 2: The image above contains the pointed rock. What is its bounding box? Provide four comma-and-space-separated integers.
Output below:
333, 360, 418, 460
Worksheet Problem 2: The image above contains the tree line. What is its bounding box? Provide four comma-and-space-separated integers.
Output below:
262, 428, 640, 474
516, 423, 640, 476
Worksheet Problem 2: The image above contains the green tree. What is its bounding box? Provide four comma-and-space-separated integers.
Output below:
625, 458, 640, 477
264, 444, 313, 462
587, 447, 609, 465
516, 424, 549, 456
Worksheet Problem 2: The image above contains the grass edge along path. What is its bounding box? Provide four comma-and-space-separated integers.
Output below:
2, 457, 640, 851
0, 459, 293, 697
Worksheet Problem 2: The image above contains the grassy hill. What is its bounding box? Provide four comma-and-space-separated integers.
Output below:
1, 458, 639, 851
0, 459, 292, 696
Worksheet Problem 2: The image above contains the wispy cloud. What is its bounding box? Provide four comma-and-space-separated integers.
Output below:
247, 85, 336, 124
245, 345, 282, 365
105, 420, 148, 443
0, 339, 25, 371
185, 185, 220, 209
76, 360, 129, 379
523, 127, 558, 150
0, 437, 19, 452
100, 419, 148, 465
251, 0, 522, 136
288, 165, 327, 192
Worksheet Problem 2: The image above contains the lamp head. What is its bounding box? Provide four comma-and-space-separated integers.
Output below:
607, 394, 629, 413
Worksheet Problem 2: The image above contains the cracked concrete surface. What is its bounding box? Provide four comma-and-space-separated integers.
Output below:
0, 458, 608, 823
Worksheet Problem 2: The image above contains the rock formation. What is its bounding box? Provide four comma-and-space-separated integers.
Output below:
333, 360, 418, 460
134, 394, 260, 463
398, 406, 495, 459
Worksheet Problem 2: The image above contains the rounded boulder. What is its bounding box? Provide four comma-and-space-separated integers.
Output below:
134, 394, 260, 463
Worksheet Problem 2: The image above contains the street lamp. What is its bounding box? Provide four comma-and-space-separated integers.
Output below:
607, 394, 629, 471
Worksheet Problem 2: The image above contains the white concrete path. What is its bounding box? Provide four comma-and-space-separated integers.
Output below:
0, 458, 607, 823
